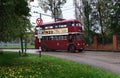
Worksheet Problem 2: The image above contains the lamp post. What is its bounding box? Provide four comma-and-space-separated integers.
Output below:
88, 14, 91, 46
86, 1, 91, 46
36, 27, 42, 56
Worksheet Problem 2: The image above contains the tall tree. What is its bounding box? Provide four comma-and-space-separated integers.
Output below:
74, 0, 92, 45
73, 0, 85, 28
96, 0, 107, 44
96, 0, 120, 44
0, 0, 31, 54
38, 0, 66, 21
0, 0, 30, 42
0, 0, 17, 42
73, 0, 120, 45
109, 0, 120, 35
83, 0, 91, 45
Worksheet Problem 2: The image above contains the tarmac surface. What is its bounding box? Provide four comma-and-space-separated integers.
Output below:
2, 49, 120, 75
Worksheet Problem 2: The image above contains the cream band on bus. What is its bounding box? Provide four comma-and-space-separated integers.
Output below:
42, 28, 68, 34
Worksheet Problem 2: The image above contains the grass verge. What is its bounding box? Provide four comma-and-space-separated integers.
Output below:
0, 52, 120, 78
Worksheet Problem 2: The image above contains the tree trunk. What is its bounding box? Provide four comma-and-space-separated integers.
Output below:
98, 1, 105, 45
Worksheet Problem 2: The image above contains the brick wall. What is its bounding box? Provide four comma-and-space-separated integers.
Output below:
85, 35, 120, 51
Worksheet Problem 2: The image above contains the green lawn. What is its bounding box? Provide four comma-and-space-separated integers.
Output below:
0, 52, 120, 78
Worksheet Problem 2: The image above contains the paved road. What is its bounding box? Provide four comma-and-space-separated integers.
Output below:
2, 49, 120, 75
42, 51, 120, 75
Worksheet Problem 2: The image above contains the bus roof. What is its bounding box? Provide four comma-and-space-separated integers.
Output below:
36, 19, 80, 27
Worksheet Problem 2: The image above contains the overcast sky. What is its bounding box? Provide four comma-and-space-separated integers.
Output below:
29, 0, 75, 25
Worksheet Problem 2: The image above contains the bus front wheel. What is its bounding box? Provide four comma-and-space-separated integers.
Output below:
68, 45, 76, 52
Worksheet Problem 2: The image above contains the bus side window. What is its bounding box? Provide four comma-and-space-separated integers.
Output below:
68, 35, 73, 42
62, 35, 66, 40
45, 26, 48, 29
68, 22, 72, 26
55, 25, 58, 28
43, 36, 45, 40
57, 36, 59, 40
43, 36, 47, 40
55, 36, 58, 40
48, 36, 53, 40
50, 26, 53, 29
73, 35, 76, 40
60, 23, 65, 28
56, 24, 60, 28
45, 36, 48, 40
59, 24, 63, 28
50, 36, 54, 40
46, 36, 49, 40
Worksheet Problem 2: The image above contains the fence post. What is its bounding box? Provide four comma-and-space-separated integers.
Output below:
113, 35, 117, 50
93, 35, 97, 49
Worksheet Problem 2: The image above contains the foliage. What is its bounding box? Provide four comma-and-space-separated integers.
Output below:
97, 34, 113, 45
0, 0, 30, 42
96, 0, 108, 44
73, 0, 85, 29
79, 0, 120, 45
38, 0, 66, 21
95, 0, 120, 44
109, 0, 120, 35
73, 0, 83, 20
0, 52, 120, 78
82, 0, 92, 45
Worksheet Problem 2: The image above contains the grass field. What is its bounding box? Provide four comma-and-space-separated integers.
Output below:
0, 52, 120, 78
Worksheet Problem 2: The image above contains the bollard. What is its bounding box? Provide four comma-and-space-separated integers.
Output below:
39, 46, 42, 57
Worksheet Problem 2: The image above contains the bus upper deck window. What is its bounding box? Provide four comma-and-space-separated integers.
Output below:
55, 25, 58, 28
75, 22, 82, 27
68, 22, 72, 26
45, 27, 48, 29
63, 25, 66, 27
50, 26, 53, 29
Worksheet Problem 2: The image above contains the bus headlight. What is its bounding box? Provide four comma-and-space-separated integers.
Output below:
77, 43, 80, 46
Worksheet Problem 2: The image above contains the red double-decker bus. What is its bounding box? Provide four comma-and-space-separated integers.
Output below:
35, 19, 85, 52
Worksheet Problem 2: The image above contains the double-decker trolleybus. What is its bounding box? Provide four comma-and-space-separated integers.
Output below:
35, 19, 85, 52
